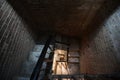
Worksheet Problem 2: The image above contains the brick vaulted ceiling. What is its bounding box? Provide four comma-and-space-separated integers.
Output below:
27, 0, 105, 36
8, 0, 120, 38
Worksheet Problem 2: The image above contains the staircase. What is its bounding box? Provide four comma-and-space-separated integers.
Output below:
51, 35, 81, 80
13, 45, 44, 80
13, 35, 81, 80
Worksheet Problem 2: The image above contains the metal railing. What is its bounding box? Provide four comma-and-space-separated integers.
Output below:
30, 36, 54, 80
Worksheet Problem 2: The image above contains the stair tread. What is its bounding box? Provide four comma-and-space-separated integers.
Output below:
55, 40, 70, 45
68, 62, 79, 64
68, 56, 80, 58
13, 77, 30, 80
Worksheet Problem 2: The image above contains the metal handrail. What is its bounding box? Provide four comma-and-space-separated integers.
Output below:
30, 36, 53, 80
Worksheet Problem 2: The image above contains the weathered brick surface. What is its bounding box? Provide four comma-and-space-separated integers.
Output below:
0, 0, 35, 80
80, 7, 120, 74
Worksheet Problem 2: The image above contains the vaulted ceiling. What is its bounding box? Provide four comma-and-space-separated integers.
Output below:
26, 0, 105, 36
8, 0, 120, 38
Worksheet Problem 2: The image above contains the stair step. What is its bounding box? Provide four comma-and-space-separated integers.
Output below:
33, 45, 44, 52
55, 40, 70, 45
56, 60, 67, 62
68, 56, 80, 58
69, 50, 80, 52
13, 77, 30, 80
68, 62, 79, 64
68, 53, 79, 57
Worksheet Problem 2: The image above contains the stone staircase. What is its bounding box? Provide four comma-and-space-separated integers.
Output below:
13, 35, 81, 80
13, 45, 44, 80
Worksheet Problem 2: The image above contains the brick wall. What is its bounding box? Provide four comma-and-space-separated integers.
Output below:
80, 7, 120, 74
0, 0, 35, 79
